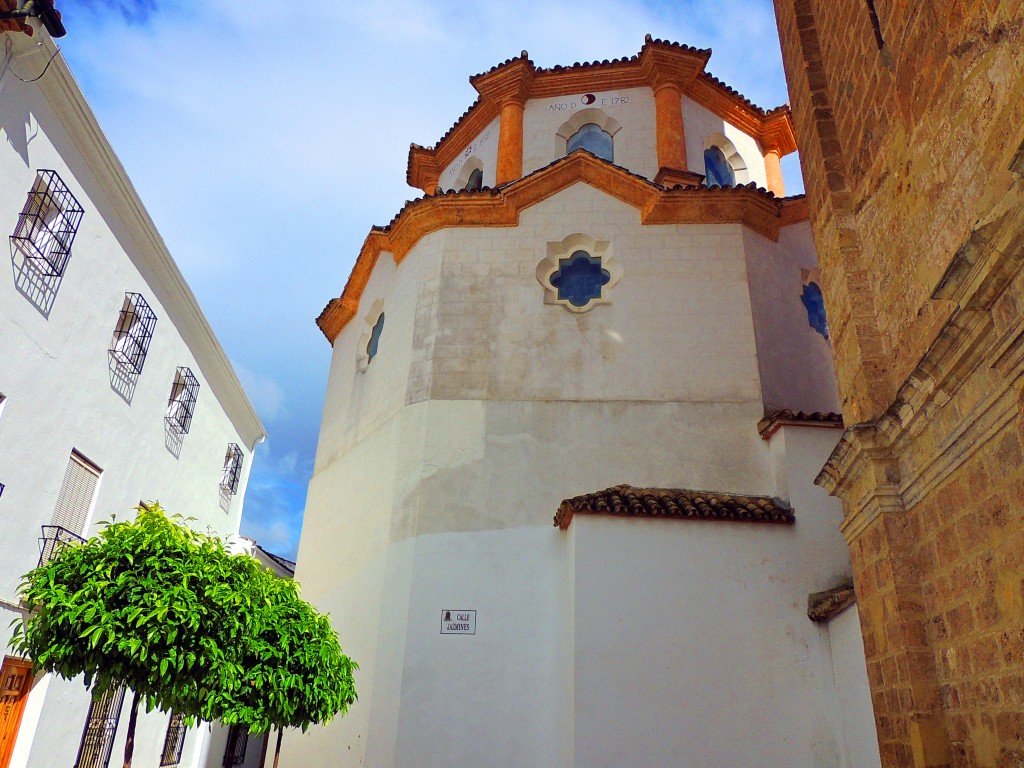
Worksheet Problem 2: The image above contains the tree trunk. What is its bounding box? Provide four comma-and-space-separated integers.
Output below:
272, 727, 283, 768
121, 690, 140, 768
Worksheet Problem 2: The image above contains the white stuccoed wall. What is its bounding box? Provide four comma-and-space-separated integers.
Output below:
829, 605, 885, 768
438, 117, 501, 191
683, 96, 770, 189
0, 30, 263, 768
744, 221, 842, 413
568, 426, 858, 768
523, 87, 657, 179
285, 171, 874, 766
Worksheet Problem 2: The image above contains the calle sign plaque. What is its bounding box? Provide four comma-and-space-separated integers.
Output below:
441, 609, 476, 635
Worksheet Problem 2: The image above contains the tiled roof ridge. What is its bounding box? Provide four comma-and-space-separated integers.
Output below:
554, 484, 794, 529
425, 97, 483, 152
698, 70, 764, 116
387, 149, 784, 234
418, 37, 775, 170
471, 49, 535, 80
757, 409, 844, 439
318, 151, 805, 343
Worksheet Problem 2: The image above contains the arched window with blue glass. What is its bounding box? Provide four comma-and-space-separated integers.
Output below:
567, 123, 614, 162
801, 282, 829, 339
549, 251, 611, 309
367, 312, 385, 361
464, 167, 483, 192
703, 146, 736, 187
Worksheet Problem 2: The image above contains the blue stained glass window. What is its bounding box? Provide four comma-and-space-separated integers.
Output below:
567, 123, 614, 162
801, 282, 830, 339
550, 251, 611, 308
703, 146, 735, 187
367, 313, 385, 361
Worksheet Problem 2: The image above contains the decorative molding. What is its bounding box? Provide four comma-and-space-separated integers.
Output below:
406, 37, 797, 190
817, 204, 1024, 542
536, 233, 621, 313
807, 583, 856, 623
317, 152, 810, 343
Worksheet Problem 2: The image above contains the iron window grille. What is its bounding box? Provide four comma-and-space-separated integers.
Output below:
10, 169, 84, 276
160, 712, 187, 766
165, 367, 199, 434
74, 684, 126, 768
38, 524, 86, 566
220, 443, 243, 495
109, 292, 157, 374
225, 725, 248, 766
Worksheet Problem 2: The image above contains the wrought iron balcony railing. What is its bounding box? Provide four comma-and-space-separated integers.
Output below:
38, 524, 86, 567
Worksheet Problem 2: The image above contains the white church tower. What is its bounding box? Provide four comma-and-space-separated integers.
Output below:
287, 37, 881, 768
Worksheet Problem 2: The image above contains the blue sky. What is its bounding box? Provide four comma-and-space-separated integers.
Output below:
56, 0, 802, 559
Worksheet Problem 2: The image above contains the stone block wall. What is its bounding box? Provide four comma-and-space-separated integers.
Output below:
774, 1, 1024, 766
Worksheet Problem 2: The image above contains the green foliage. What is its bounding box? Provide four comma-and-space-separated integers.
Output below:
10, 503, 356, 733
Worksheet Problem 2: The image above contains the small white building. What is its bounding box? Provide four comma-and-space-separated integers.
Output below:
286, 38, 882, 768
0, 9, 265, 768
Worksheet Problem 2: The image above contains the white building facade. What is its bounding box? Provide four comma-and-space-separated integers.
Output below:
0, 13, 265, 768
288, 38, 881, 768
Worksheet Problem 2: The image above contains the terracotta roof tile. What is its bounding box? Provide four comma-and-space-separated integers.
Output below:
757, 410, 844, 439
554, 484, 794, 529
417, 37, 787, 182
389, 149, 783, 234
807, 582, 856, 622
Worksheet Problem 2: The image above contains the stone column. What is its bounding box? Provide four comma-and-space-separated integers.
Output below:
653, 82, 687, 173
496, 99, 525, 186
764, 149, 785, 196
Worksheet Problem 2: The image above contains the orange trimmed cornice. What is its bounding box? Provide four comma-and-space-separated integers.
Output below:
405, 36, 798, 191
320, 152, 810, 343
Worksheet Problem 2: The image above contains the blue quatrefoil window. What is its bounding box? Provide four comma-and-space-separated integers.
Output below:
801, 282, 829, 339
550, 251, 611, 308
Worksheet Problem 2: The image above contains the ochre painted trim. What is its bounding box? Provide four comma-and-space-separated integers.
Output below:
406, 38, 797, 190
318, 152, 810, 343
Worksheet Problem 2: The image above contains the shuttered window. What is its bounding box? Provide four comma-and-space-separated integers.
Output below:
51, 451, 101, 535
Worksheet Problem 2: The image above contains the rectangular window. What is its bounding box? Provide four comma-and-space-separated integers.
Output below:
159, 712, 186, 767
40, 451, 100, 564
73, 685, 125, 768
165, 367, 199, 434
219, 444, 243, 496
225, 725, 248, 766
9, 169, 84, 277
109, 293, 157, 374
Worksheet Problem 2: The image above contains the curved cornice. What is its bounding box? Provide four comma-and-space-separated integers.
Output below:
318, 151, 809, 343
406, 36, 797, 189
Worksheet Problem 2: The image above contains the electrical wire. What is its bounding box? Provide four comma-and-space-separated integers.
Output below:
7, 42, 62, 83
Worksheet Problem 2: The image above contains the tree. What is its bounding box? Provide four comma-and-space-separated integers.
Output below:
10, 503, 356, 768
